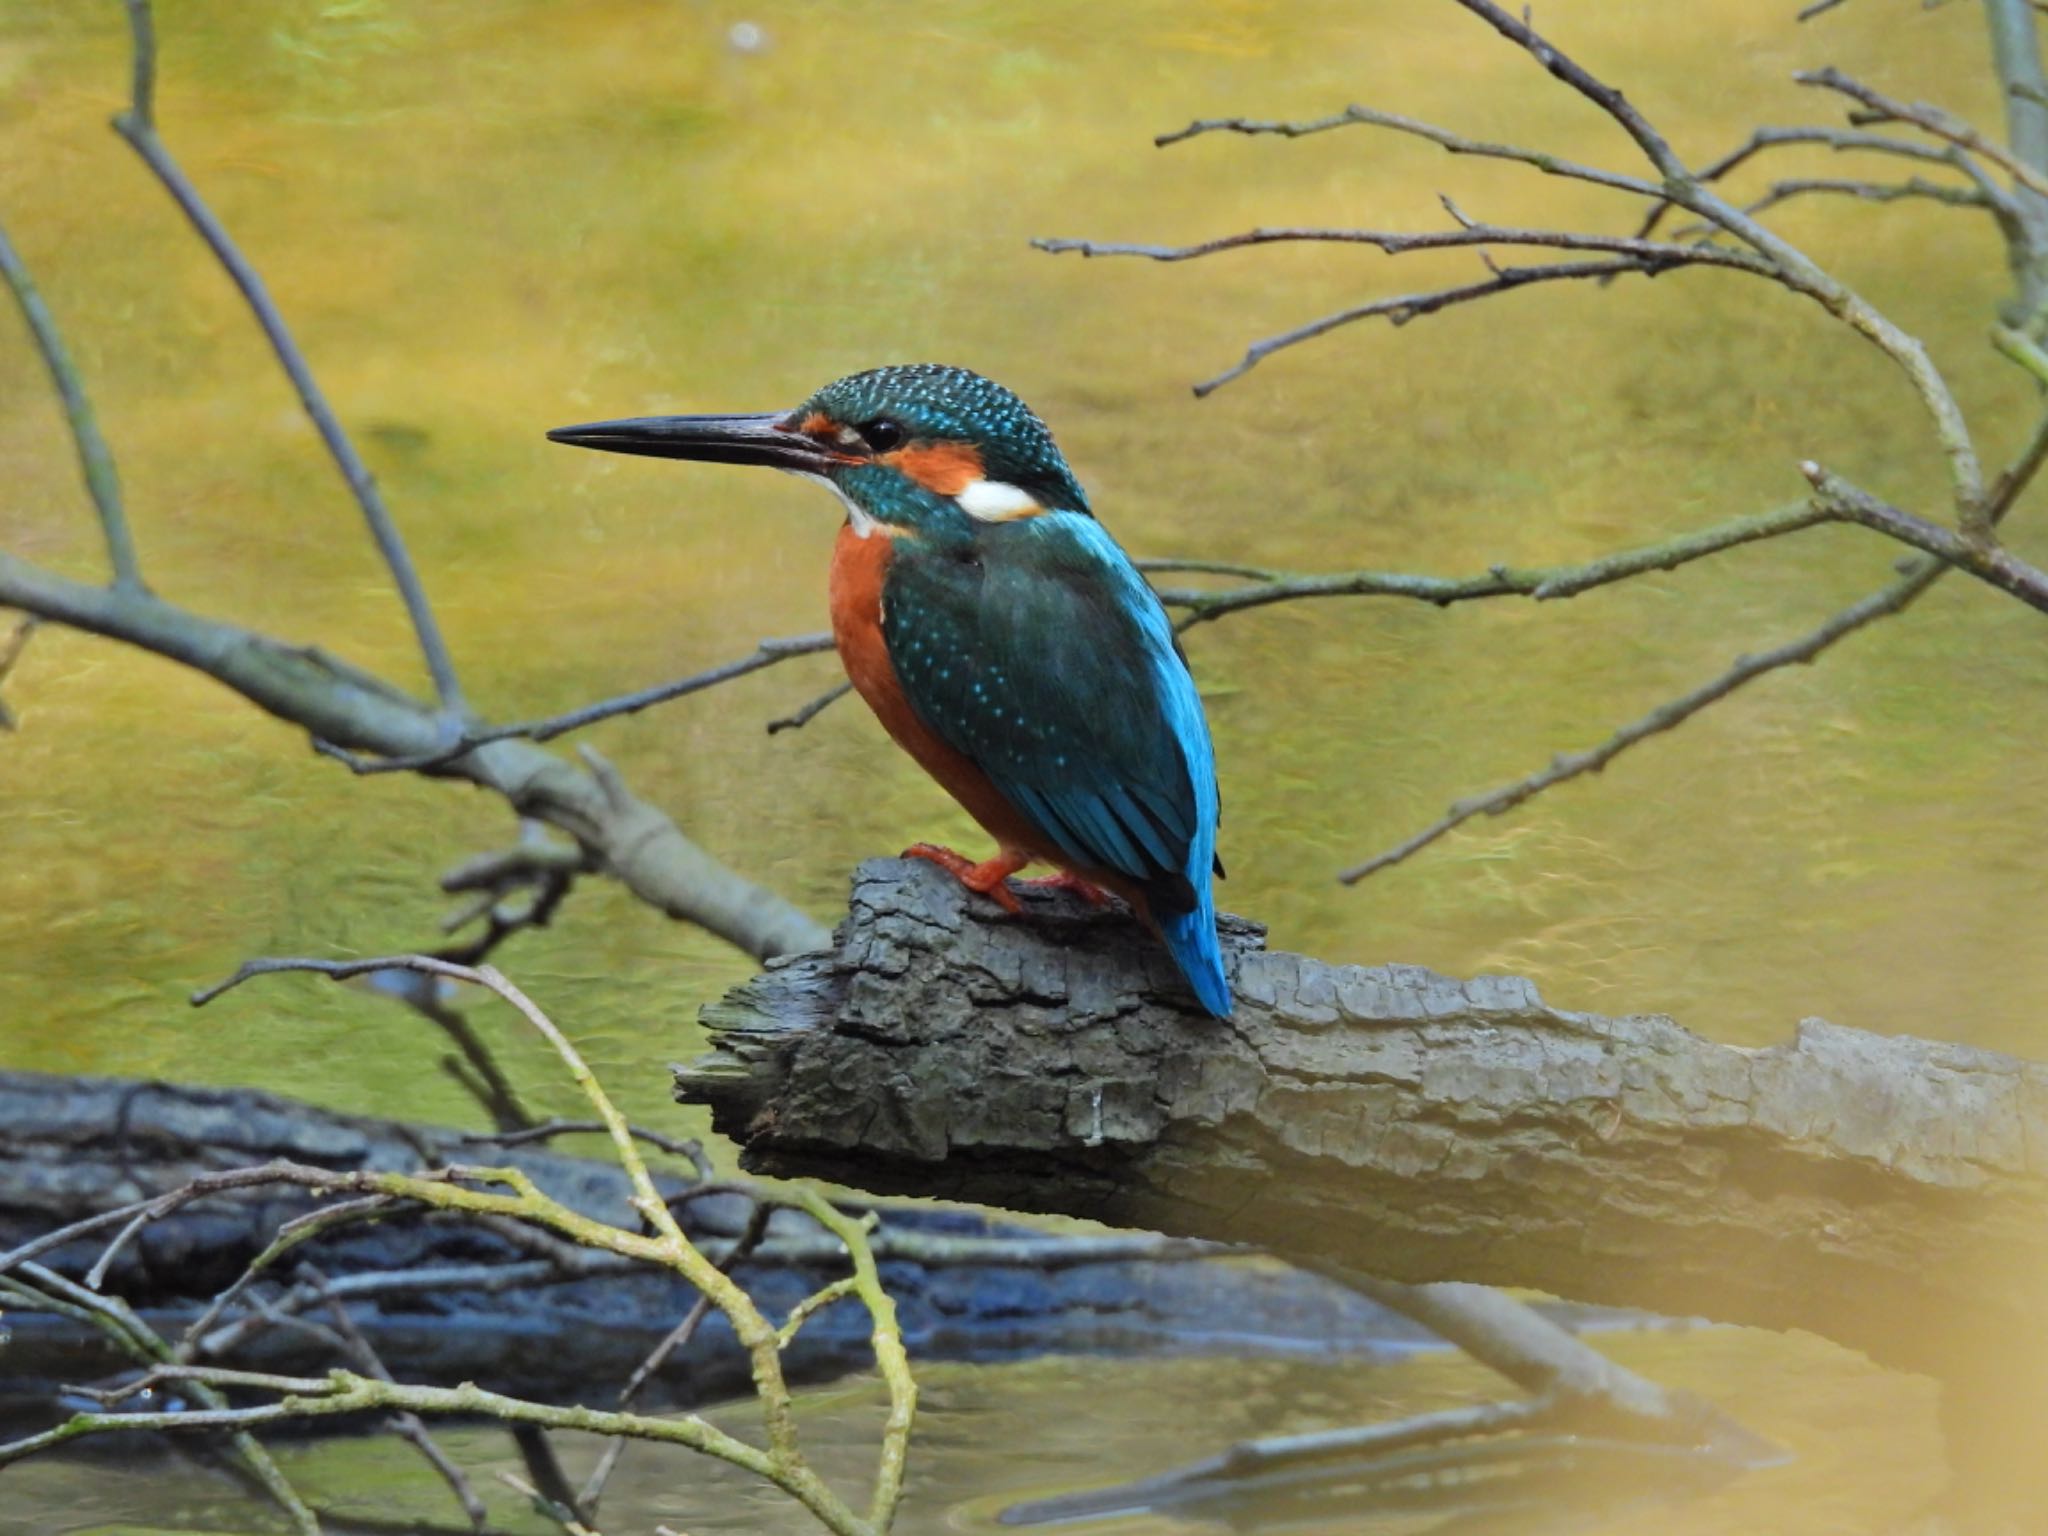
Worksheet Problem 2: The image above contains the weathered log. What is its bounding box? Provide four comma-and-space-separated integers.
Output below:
0, 1068, 1522, 1426
678, 859, 2048, 1390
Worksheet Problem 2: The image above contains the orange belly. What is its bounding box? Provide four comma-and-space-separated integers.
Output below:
829, 523, 1063, 864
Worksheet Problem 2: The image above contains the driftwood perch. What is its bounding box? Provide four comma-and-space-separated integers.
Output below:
679, 859, 2048, 1392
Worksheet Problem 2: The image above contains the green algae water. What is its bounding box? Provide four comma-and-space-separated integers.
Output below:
0, 2, 2039, 1531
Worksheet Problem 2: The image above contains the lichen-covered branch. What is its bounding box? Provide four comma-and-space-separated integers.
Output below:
3, 955, 917, 1536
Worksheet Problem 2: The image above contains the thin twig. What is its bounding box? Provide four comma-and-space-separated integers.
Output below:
461, 1117, 712, 1178
1034, 223, 1776, 274
1155, 103, 1665, 199
1733, 174, 1994, 217
1147, 500, 1833, 625
1342, 405, 2048, 882
1440, 0, 1986, 520
1338, 571, 1935, 882
0, 616, 36, 730
113, 0, 465, 713
0, 220, 143, 589
1796, 65, 2048, 201
318, 633, 836, 775
10, 1263, 321, 1534
189, 953, 912, 1535
768, 679, 854, 735
1183, 256, 1689, 396
582, 1202, 774, 1515
307, 1264, 491, 1533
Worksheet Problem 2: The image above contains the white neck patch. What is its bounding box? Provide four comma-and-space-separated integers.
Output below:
956, 478, 1043, 522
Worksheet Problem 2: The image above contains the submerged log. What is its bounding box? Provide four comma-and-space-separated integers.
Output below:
678, 859, 2048, 1389
0, 1067, 1520, 1426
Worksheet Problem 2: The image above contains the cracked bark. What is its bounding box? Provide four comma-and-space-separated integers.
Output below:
679, 859, 2048, 1395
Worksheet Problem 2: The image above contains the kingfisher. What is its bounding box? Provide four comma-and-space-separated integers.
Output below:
548, 364, 1231, 1016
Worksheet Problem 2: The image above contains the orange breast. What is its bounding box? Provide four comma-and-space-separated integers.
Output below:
828, 523, 1059, 862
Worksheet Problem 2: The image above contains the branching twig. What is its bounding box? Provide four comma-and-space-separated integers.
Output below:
113, 0, 465, 713
8, 1263, 320, 1534
179, 953, 914, 1536
1034, 223, 1775, 274
769, 679, 854, 735
1177, 255, 1691, 395
1633, 125, 2012, 243
1342, 404, 2048, 882
306, 1264, 492, 1534
1732, 173, 1995, 217
1796, 64, 2048, 200
581, 1203, 773, 1515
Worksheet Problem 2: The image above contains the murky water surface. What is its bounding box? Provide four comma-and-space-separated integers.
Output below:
0, 1, 2038, 1531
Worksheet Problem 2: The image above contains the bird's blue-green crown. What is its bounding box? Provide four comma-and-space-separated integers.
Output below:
798, 364, 1090, 518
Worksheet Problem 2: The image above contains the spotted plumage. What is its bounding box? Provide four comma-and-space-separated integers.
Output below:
549, 364, 1232, 1016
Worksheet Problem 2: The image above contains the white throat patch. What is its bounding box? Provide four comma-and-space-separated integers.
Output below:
955, 478, 1042, 522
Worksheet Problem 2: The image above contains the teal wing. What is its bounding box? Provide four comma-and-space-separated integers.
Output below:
879, 513, 1216, 917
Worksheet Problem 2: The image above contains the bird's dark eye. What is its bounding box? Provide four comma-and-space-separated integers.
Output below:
856, 418, 905, 453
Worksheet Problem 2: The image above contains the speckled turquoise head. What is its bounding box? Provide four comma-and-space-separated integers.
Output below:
547, 363, 1090, 536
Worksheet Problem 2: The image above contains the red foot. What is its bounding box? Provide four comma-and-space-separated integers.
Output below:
1019, 870, 1113, 908
903, 843, 1030, 914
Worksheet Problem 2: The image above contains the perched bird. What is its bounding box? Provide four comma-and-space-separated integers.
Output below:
549, 364, 1231, 1016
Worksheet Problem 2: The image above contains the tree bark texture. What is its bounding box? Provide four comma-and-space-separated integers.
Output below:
679, 859, 2048, 1387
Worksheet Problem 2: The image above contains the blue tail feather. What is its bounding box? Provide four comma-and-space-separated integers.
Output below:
1161, 891, 1232, 1017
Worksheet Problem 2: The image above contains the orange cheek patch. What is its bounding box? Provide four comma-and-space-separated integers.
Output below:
885, 440, 985, 496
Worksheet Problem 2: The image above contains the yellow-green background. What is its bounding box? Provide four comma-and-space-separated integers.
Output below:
0, 2, 2037, 1531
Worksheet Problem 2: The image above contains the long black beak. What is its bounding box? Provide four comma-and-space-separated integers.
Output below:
545, 412, 837, 473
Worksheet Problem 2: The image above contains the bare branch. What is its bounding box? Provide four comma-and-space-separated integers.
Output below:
1796, 66, 2048, 200
113, 0, 465, 713
1336, 571, 1935, 882
8, 1263, 320, 1533
1443, 0, 1690, 179
1732, 173, 1995, 218
189, 951, 917, 1530
0, 219, 143, 590
1439, 1, 1986, 521
1341, 401, 2048, 883
0, 555, 828, 957
321, 633, 835, 776
1155, 103, 1666, 199
1634, 125, 2013, 243
1034, 223, 1775, 273
1181, 256, 1703, 396
1148, 500, 1833, 625
1800, 460, 2048, 609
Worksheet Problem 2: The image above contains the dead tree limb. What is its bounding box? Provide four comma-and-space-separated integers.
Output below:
679, 859, 2048, 1390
